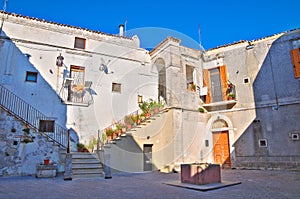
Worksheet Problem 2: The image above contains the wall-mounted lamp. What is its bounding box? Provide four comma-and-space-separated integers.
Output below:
138, 95, 143, 104
56, 53, 64, 67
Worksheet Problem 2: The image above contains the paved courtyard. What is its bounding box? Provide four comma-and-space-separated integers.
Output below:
0, 169, 299, 199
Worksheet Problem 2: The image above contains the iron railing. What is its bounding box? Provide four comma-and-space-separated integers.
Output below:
0, 84, 68, 148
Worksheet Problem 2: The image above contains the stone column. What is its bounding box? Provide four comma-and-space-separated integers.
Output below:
64, 153, 72, 180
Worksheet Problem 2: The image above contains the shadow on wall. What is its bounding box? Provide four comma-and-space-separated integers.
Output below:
0, 31, 67, 128
105, 134, 158, 173
0, 32, 75, 175
233, 31, 300, 169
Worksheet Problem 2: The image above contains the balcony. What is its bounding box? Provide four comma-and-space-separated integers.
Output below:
201, 81, 237, 112
202, 100, 236, 112
59, 78, 93, 106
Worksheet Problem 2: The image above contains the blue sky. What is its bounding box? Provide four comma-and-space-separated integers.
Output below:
1, 0, 300, 50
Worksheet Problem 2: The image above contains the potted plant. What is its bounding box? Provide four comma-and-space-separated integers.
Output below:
44, 159, 50, 165
228, 93, 235, 100
124, 115, 133, 130
22, 127, 30, 135
131, 115, 138, 126
190, 83, 196, 92
139, 101, 150, 116
115, 123, 122, 136
150, 100, 163, 113
198, 107, 205, 113
105, 128, 114, 141
77, 143, 85, 152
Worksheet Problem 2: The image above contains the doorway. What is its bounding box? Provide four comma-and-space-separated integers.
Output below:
143, 144, 153, 171
213, 131, 231, 168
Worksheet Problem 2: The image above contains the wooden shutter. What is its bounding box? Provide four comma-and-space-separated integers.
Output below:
203, 69, 211, 103
219, 65, 228, 100
290, 48, 300, 78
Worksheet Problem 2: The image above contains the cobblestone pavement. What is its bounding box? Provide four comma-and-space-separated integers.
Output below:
0, 169, 299, 199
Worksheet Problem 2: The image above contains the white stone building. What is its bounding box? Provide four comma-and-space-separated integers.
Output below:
0, 11, 299, 176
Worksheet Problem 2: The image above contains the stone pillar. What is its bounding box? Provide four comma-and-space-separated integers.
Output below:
104, 154, 112, 179
64, 153, 72, 180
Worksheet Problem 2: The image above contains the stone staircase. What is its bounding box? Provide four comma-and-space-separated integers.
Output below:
72, 152, 104, 179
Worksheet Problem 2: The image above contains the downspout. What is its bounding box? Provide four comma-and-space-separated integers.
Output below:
267, 43, 279, 110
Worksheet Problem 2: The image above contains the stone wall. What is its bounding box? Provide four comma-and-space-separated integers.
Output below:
0, 108, 65, 176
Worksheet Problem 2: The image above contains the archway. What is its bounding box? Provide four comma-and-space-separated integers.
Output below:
206, 114, 235, 169
212, 119, 231, 168
153, 58, 167, 104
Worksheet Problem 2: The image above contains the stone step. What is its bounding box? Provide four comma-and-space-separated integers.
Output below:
72, 163, 102, 169
72, 158, 100, 164
72, 168, 104, 175
71, 152, 96, 159
72, 173, 104, 179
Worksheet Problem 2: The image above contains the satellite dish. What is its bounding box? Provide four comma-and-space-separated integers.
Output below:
99, 64, 108, 74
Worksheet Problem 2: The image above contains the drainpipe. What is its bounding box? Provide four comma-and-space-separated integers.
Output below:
267, 44, 279, 110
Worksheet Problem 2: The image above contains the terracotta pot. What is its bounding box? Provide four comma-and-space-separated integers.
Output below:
44, 159, 50, 165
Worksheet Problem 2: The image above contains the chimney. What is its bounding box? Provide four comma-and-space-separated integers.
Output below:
119, 24, 124, 37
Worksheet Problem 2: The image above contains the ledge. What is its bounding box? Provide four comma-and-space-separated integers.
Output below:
203, 100, 237, 112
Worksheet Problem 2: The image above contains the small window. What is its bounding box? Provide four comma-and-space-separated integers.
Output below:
112, 83, 121, 93
39, 120, 55, 132
138, 95, 143, 103
74, 37, 86, 49
259, 139, 267, 147
243, 77, 250, 84
205, 140, 209, 147
291, 133, 299, 141
186, 65, 194, 88
25, 71, 38, 82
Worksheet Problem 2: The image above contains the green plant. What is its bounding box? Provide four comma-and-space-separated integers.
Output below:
149, 100, 163, 111
22, 128, 30, 135
198, 107, 205, 113
77, 143, 85, 150
115, 123, 122, 131
22, 138, 33, 143
228, 93, 235, 99
102, 133, 107, 142
191, 84, 196, 90
131, 115, 138, 123
139, 101, 150, 114
105, 128, 114, 137
88, 137, 97, 149
124, 115, 134, 125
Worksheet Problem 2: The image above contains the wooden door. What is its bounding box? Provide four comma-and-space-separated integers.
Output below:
213, 131, 231, 168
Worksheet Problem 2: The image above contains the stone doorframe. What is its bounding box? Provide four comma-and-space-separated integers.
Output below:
206, 114, 236, 168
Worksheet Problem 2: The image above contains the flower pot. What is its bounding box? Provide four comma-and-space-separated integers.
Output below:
44, 159, 50, 165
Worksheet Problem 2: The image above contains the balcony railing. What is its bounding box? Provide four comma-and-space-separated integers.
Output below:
59, 79, 93, 106
202, 81, 237, 112
0, 84, 68, 148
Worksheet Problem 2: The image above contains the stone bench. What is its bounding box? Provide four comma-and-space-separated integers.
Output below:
36, 164, 57, 178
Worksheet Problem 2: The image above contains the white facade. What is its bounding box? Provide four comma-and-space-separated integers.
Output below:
0, 12, 157, 145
